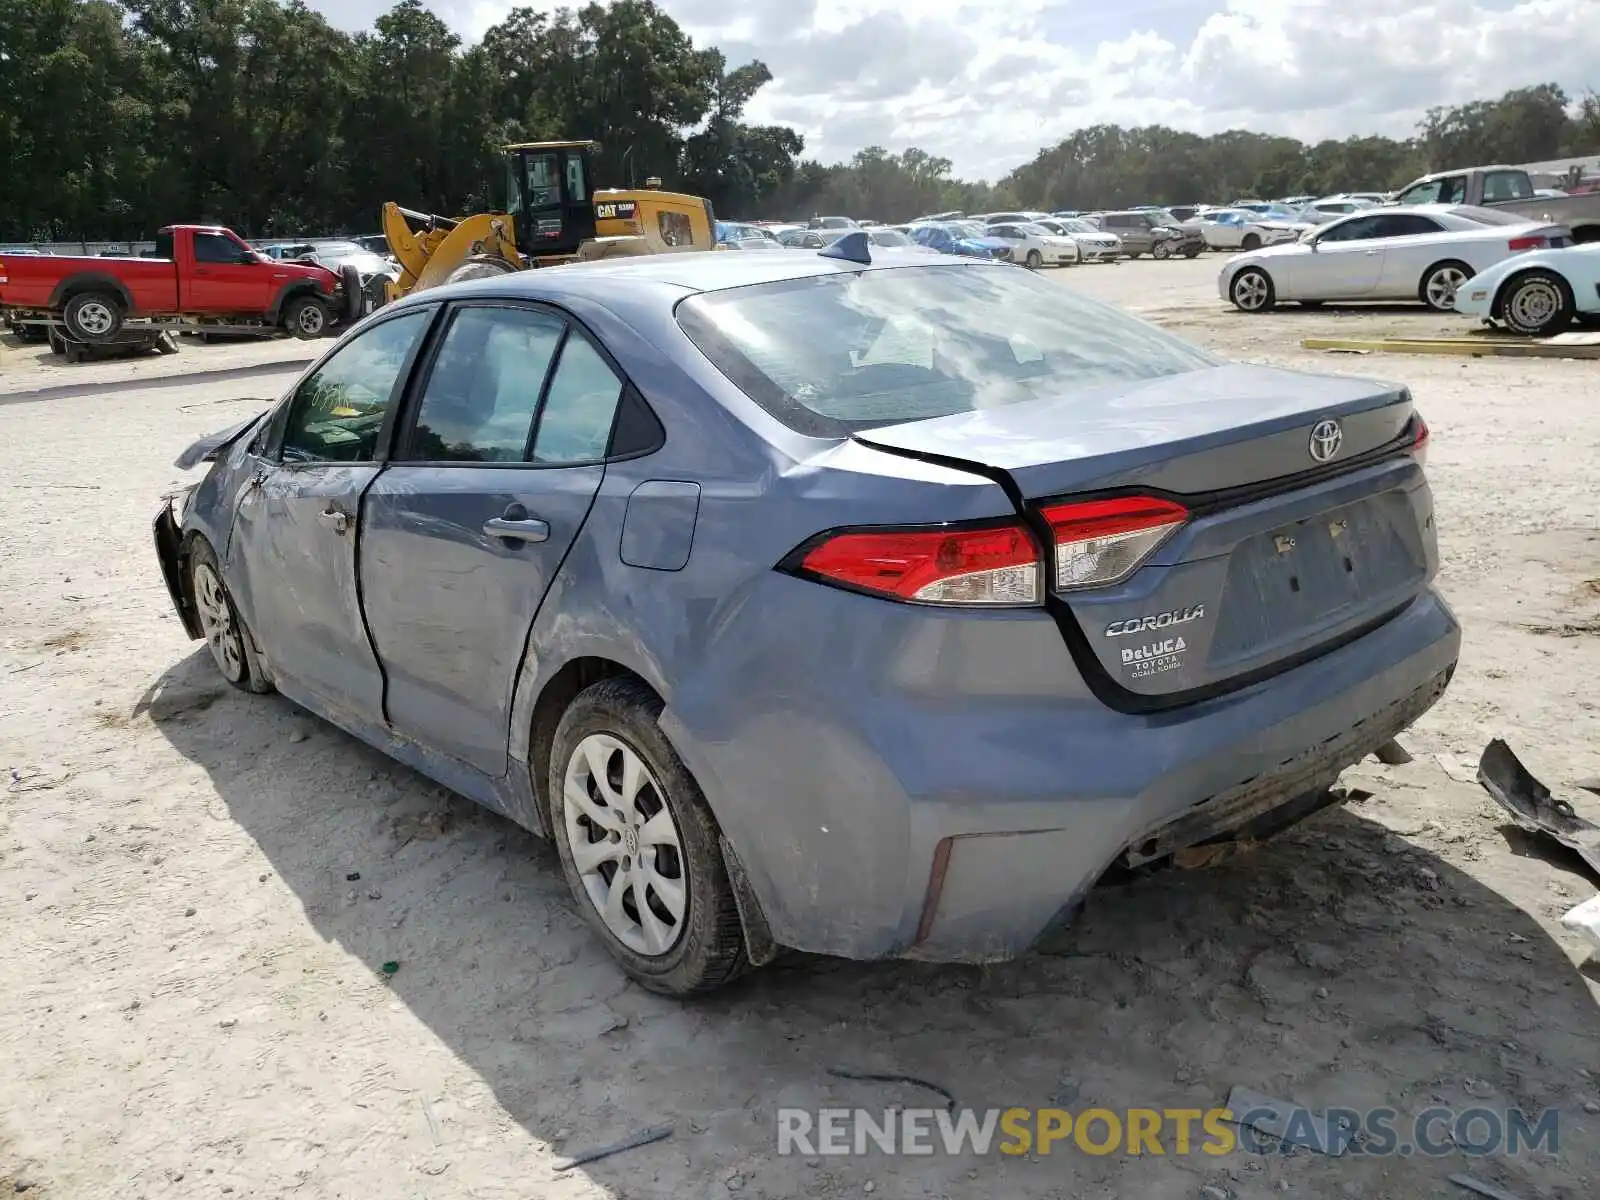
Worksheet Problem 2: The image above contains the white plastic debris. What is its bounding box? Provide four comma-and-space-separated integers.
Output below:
1559, 894, 1600, 956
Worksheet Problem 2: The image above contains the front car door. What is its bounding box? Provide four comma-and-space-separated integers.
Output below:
1292, 213, 1388, 298
227, 308, 436, 719
187, 230, 279, 313
1369, 213, 1450, 297
359, 302, 631, 776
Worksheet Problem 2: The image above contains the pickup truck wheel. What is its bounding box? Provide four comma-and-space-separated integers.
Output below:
63, 292, 124, 343
284, 294, 332, 339
1499, 270, 1574, 337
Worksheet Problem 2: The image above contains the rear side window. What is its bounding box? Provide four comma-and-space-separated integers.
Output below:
530, 334, 624, 464
404, 306, 564, 462
1483, 170, 1533, 202
1371, 214, 1443, 237
677, 264, 1218, 436
279, 311, 431, 463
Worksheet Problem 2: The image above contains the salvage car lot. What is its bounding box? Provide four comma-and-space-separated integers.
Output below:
4, 253, 1600, 1198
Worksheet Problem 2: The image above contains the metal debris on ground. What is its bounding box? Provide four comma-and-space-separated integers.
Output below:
1223, 1086, 1353, 1156
551, 1124, 674, 1172
827, 1067, 957, 1113
1448, 1172, 1525, 1200
1373, 738, 1414, 765
1476, 738, 1600, 875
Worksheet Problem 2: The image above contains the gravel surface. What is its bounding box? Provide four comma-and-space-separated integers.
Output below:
3, 256, 1598, 1199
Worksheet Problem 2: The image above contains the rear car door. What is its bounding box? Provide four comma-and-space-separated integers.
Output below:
227, 307, 435, 717
359, 302, 633, 776
187, 231, 279, 313
1295, 214, 1387, 297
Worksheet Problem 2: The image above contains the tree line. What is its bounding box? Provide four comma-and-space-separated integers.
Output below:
2, 0, 1596, 242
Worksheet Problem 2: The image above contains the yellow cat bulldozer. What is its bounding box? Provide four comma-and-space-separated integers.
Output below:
382, 140, 717, 299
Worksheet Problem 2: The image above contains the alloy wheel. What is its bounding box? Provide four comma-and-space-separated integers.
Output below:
296, 304, 325, 336
1425, 266, 1468, 311
1233, 271, 1271, 311
562, 733, 687, 957
193, 562, 244, 682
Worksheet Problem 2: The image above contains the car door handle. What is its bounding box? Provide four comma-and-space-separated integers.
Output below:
319, 505, 349, 534
193, 268, 211, 276
483, 516, 550, 543
1365, 250, 1380, 255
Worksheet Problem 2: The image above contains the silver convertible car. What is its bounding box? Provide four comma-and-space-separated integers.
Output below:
154, 235, 1459, 996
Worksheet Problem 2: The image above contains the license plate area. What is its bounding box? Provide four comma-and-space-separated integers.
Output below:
1208, 494, 1422, 664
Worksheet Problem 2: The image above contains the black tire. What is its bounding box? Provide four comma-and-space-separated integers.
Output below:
445, 255, 519, 284
63, 291, 124, 343
549, 677, 749, 997
1498, 269, 1574, 337
339, 264, 365, 325
1151, 240, 1171, 260
1125, 251, 1142, 259
1183, 247, 1201, 259
1024, 249, 1042, 269
1419, 260, 1473, 313
1241, 233, 1262, 252
284, 294, 332, 339
187, 538, 273, 694
1229, 266, 1276, 313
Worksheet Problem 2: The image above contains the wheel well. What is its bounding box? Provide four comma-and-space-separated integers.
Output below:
1491, 266, 1575, 319
529, 657, 655, 828
51, 274, 132, 312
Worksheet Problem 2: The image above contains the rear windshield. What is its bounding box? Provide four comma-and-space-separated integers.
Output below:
675, 263, 1219, 435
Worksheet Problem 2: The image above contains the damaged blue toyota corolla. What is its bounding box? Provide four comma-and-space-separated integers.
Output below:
153, 233, 1459, 996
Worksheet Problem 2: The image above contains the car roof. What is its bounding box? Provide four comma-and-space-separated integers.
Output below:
387, 245, 967, 312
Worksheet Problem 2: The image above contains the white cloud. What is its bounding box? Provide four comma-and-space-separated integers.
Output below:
309, 0, 1600, 180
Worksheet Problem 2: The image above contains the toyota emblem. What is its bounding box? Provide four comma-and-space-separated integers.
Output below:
1308, 419, 1343, 463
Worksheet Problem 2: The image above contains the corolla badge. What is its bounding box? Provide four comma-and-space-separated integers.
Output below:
1308, 419, 1343, 463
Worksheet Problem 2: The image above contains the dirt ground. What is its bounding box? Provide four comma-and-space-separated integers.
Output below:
4, 257, 1600, 1199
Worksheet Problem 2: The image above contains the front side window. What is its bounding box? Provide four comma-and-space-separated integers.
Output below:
1398, 179, 1444, 205
530, 334, 624, 464
677, 263, 1218, 436
1316, 214, 1384, 243
564, 152, 588, 204
405, 306, 566, 462
524, 153, 560, 208
194, 233, 248, 264
278, 311, 432, 463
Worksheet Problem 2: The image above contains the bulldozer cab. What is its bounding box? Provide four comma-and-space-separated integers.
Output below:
505, 141, 598, 259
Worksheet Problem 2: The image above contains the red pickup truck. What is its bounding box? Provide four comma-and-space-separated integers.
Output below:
0, 224, 361, 344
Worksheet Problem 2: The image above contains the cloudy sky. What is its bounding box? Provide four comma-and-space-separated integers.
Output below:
309, 0, 1600, 180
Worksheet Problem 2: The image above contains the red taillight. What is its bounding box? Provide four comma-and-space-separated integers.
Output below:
1039, 495, 1189, 590
796, 522, 1041, 606
1508, 235, 1547, 252
1409, 414, 1430, 467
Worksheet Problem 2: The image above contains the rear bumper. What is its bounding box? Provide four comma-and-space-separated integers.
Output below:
668, 583, 1459, 963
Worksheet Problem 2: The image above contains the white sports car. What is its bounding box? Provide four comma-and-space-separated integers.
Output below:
1219, 204, 1573, 314
1454, 242, 1600, 335
983, 221, 1081, 267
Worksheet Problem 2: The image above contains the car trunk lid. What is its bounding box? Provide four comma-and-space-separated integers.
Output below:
853, 363, 1434, 700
